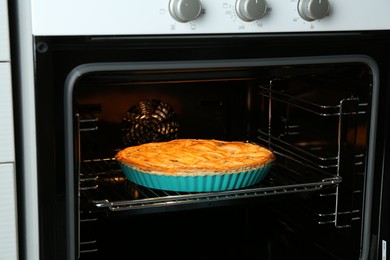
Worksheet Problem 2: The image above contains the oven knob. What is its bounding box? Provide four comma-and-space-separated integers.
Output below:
168, 0, 202, 23
298, 0, 330, 21
235, 0, 267, 22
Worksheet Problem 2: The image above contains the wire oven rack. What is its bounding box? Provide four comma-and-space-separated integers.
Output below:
80, 157, 341, 213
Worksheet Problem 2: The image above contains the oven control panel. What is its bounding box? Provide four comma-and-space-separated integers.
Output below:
168, 0, 328, 23
30, 0, 390, 36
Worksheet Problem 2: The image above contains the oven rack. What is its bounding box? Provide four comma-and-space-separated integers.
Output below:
256, 130, 365, 170
79, 158, 341, 214
258, 83, 368, 117
76, 107, 99, 132
257, 82, 368, 171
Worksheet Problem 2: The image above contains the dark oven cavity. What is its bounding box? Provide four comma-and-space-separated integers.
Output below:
68, 59, 372, 259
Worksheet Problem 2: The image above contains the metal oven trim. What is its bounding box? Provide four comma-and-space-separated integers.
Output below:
64, 55, 379, 260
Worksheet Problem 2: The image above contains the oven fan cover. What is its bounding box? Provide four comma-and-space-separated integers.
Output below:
121, 99, 180, 146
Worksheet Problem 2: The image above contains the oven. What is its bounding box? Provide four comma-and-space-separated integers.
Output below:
11, 0, 390, 259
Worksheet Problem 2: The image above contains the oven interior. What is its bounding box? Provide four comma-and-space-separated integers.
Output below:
72, 61, 371, 259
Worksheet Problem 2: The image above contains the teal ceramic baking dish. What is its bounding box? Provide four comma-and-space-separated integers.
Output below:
118, 162, 273, 192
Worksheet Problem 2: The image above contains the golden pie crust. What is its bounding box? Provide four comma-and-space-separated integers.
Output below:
115, 139, 275, 176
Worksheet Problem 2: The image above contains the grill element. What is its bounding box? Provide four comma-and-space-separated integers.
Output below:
121, 99, 179, 146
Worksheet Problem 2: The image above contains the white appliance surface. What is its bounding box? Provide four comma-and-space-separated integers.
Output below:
31, 0, 390, 36
0, 0, 10, 60
0, 164, 18, 260
0, 63, 15, 163
1, 0, 18, 259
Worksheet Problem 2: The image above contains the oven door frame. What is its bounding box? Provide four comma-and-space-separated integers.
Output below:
31, 32, 390, 260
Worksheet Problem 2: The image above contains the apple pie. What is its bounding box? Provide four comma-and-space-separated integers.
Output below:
115, 139, 275, 192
